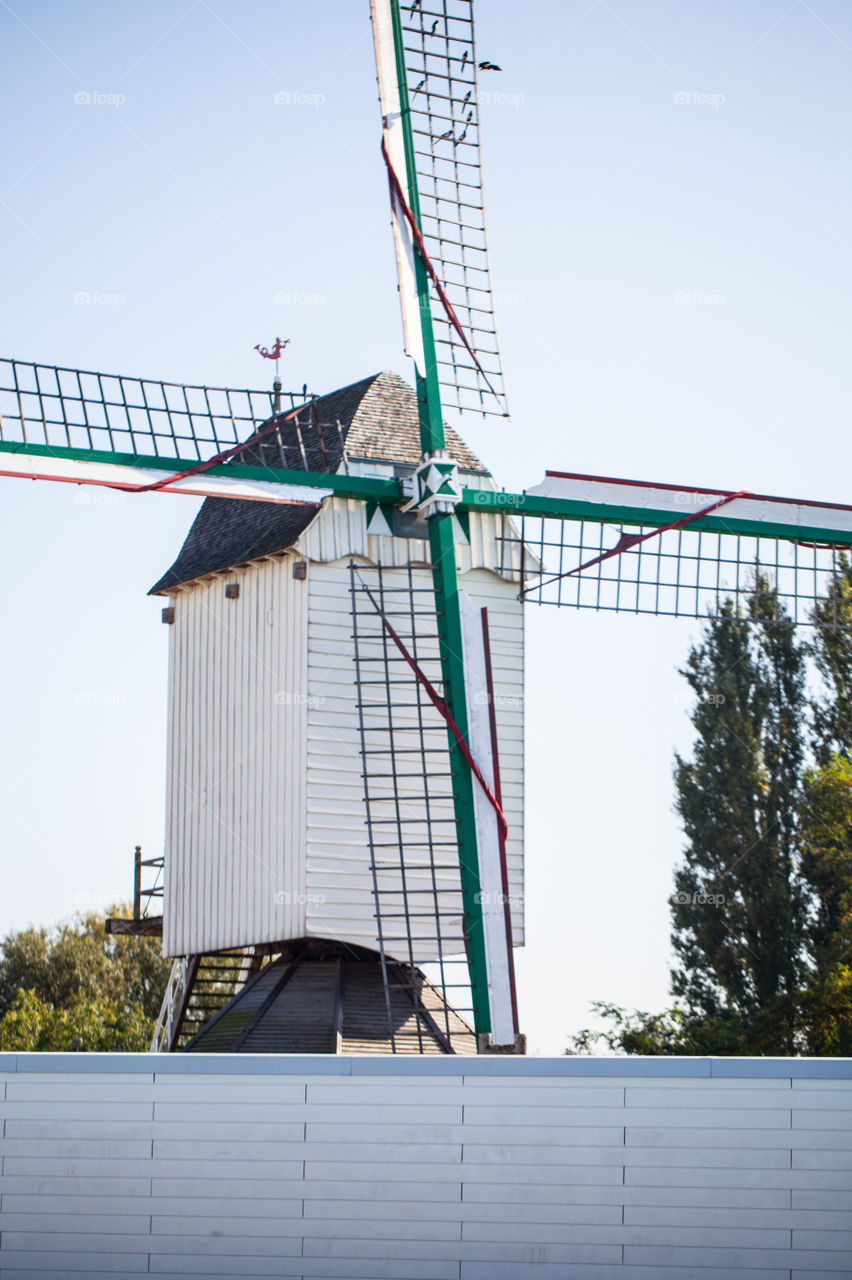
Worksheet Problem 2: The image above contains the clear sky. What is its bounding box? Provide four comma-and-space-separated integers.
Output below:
2, 0, 851, 1054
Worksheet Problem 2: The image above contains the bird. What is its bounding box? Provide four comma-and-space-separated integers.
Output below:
436, 127, 456, 143
410, 0, 421, 11
478, 60, 502, 71
412, 77, 426, 96
460, 49, 469, 68
431, 19, 439, 35
462, 90, 471, 104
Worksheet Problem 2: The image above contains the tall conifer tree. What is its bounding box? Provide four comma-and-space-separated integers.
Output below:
670, 585, 807, 1050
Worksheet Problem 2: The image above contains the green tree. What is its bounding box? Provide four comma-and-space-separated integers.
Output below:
570, 583, 813, 1056
0, 988, 153, 1052
0, 907, 171, 1051
811, 554, 852, 763
797, 756, 852, 1054
670, 588, 807, 1049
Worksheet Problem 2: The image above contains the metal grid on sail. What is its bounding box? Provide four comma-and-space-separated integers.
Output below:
0, 357, 308, 462
501, 515, 852, 627
400, 0, 508, 418
349, 560, 477, 1052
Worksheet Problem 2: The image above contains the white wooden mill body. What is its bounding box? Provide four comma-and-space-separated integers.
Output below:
151, 372, 524, 964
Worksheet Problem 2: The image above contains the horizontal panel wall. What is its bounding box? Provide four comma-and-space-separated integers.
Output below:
304, 558, 524, 960
2, 1054, 850, 1279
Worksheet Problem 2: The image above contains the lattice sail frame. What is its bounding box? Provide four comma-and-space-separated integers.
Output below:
349, 562, 476, 1051
373, 0, 508, 417
495, 473, 852, 628
0, 357, 306, 460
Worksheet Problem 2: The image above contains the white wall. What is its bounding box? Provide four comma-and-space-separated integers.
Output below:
162, 488, 525, 962
1, 1054, 850, 1278
304, 558, 524, 962
163, 560, 309, 956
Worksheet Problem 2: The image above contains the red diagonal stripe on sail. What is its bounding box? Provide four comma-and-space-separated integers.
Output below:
381, 138, 500, 403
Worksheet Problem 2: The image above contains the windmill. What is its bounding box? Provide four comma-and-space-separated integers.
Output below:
3, 0, 852, 1054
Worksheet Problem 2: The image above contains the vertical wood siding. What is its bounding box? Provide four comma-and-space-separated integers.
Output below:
162, 488, 523, 960
2, 1056, 849, 1278
163, 560, 308, 956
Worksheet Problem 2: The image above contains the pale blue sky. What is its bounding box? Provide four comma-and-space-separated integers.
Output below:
2, 0, 851, 1053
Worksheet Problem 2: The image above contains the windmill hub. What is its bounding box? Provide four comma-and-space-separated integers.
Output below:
401, 450, 462, 516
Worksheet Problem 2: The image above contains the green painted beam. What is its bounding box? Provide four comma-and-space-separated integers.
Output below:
0, 439, 400, 503
459, 487, 852, 548
387, 0, 490, 1037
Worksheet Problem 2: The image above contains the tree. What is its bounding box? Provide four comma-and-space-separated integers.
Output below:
570, 582, 813, 1056
797, 756, 852, 1054
670, 586, 807, 1049
0, 907, 171, 1051
0, 988, 153, 1052
811, 554, 852, 763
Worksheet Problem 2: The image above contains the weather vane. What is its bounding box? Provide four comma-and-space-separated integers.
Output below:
254, 337, 290, 411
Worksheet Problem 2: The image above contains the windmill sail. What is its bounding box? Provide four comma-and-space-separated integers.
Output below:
0, 356, 335, 503
372, 0, 509, 417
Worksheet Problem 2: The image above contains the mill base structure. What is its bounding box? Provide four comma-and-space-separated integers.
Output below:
142, 371, 525, 1053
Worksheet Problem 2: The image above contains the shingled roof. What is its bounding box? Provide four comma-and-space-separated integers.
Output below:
150, 370, 488, 593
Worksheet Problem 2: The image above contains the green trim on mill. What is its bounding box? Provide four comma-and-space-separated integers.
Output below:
387, 0, 490, 1034
458, 486, 852, 547
0, 439, 399, 503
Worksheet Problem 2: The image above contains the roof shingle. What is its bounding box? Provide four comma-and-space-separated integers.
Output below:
150, 370, 488, 593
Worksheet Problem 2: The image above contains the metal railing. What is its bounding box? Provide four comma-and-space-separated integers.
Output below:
150, 956, 196, 1052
